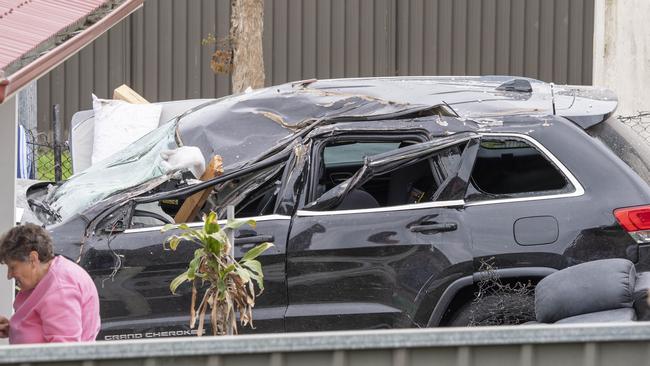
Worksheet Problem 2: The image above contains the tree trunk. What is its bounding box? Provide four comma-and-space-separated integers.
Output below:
230, 0, 265, 93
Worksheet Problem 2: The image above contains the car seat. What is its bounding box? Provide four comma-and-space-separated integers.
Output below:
386, 160, 431, 206
533, 258, 650, 324
334, 189, 380, 210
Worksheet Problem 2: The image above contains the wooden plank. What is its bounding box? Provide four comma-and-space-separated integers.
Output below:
113, 85, 149, 104
175, 155, 224, 223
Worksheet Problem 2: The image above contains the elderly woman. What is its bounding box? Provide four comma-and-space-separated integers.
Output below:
0, 224, 100, 344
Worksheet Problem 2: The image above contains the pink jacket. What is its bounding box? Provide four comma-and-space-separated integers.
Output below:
9, 256, 100, 344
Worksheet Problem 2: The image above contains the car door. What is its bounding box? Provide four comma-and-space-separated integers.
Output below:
81, 149, 307, 340
285, 133, 479, 331
462, 133, 589, 272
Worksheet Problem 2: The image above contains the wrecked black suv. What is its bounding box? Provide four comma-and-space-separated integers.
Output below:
20, 76, 650, 339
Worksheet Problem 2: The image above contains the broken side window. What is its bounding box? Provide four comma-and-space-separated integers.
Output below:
127, 164, 286, 229
466, 137, 574, 201
306, 133, 479, 211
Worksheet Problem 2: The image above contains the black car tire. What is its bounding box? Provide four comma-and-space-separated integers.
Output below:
447, 293, 535, 327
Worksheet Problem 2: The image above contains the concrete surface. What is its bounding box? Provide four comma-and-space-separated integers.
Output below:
593, 0, 650, 116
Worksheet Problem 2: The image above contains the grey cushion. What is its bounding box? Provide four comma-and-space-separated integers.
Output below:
535, 258, 636, 323
635, 272, 650, 294
555, 308, 636, 324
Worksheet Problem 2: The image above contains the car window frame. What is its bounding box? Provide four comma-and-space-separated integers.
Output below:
88, 146, 302, 235
464, 132, 585, 207
298, 132, 480, 215
304, 132, 430, 207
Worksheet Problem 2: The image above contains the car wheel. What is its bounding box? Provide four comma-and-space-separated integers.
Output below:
446, 293, 535, 327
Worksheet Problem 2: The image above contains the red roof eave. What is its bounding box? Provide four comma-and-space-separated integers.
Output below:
0, 0, 144, 104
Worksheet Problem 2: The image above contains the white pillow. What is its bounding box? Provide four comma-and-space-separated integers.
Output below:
91, 94, 162, 165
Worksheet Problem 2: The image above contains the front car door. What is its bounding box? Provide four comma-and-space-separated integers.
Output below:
285, 132, 479, 331
81, 147, 307, 340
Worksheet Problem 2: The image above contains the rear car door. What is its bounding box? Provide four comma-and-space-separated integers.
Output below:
463, 133, 589, 271
285, 133, 479, 331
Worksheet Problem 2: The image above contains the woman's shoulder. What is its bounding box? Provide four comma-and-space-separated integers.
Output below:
49, 256, 94, 289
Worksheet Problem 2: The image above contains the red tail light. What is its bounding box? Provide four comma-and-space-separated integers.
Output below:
614, 205, 650, 243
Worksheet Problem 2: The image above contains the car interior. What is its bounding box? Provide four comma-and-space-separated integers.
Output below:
311, 139, 464, 211
126, 136, 573, 228
467, 138, 571, 200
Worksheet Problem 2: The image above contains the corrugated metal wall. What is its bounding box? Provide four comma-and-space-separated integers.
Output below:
36, 0, 595, 135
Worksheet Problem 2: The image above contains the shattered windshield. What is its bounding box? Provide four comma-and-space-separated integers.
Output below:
43, 121, 179, 222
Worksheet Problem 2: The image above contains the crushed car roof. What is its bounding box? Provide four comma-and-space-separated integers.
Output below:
40, 75, 617, 224
177, 76, 617, 169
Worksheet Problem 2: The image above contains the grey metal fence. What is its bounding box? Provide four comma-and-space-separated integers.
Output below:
36, 0, 595, 137
2, 323, 650, 366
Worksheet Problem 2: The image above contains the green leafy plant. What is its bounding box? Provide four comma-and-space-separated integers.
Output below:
162, 211, 273, 336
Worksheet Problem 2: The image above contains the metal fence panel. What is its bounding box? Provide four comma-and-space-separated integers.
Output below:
36, 0, 595, 137
2, 323, 650, 366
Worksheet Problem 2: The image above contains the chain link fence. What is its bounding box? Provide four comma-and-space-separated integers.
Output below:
24, 129, 73, 182
618, 112, 650, 143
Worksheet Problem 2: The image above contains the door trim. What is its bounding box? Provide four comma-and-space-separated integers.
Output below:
465, 132, 585, 207
123, 214, 292, 234
296, 200, 465, 217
